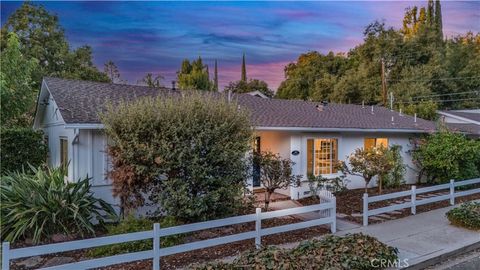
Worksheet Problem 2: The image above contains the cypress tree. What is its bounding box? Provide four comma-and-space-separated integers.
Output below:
213, 60, 218, 91
435, 0, 443, 40
241, 53, 247, 82
427, 0, 434, 27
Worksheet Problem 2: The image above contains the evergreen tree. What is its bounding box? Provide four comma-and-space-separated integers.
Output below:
427, 0, 435, 27
213, 60, 219, 91
241, 53, 247, 82
177, 57, 212, 90
435, 0, 443, 40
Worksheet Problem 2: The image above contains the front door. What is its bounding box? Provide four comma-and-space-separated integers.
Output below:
252, 136, 261, 187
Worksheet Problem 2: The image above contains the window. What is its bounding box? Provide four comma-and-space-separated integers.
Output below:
307, 138, 338, 175
60, 137, 68, 175
364, 138, 388, 150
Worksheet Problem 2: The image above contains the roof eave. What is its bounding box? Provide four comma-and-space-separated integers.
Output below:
254, 126, 434, 133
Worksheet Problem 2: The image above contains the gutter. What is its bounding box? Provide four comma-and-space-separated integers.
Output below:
64, 124, 433, 133
254, 126, 433, 133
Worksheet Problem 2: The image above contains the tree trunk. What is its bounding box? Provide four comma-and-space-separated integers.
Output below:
264, 191, 272, 211
378, 175, 383, 194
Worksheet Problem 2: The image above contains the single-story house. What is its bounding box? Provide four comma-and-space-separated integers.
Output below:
438, 109, 480, 137
34, 77, 436, 205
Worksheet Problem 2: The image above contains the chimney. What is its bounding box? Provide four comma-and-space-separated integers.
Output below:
171, 81, 176, 90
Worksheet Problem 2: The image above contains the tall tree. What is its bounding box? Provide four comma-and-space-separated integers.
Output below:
104, 61, 123, 84
213, 60, 219, 91
138, 73, 163, 88
0, 2, 108, 84
435, 0, 443, 40
241, 53, 247, 82
0, 33, 38, 127
176, 57, 212, 90
426, 0, 435, 27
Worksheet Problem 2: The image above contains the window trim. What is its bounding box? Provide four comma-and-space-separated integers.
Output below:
305, 136, 340, 177
59, 136, 69, 175
364, 137, 389, 150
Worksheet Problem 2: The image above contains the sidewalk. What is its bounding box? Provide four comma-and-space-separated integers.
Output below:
336, 204, 480, 269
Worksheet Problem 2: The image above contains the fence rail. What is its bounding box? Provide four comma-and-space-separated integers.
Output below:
2, 193, 336, 270
363, 178, 480, 226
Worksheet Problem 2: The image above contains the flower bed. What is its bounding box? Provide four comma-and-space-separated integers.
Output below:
192, 233, 398, 270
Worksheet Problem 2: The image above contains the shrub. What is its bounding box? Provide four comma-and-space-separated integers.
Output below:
413, 131, 480, 184
0, 166, 117, 243
0, 128, 48, 174
253, 151, 301, 210
193, 233, 398, 270
100, 93, 253, 221
446, 202, 480, 230
87, 215, 183, 258
382, 145, 406, 188
307, 174, 348, 200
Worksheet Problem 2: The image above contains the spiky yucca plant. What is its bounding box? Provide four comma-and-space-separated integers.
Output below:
1, 166, 117, 243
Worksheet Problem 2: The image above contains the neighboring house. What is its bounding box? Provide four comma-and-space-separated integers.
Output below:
34, 77, 436, 205
438, 109, 480, 137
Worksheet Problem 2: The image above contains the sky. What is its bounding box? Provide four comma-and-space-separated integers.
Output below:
1, 1, 479, 90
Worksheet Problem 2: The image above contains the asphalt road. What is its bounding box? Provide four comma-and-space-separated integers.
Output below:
426, 248, 480, 270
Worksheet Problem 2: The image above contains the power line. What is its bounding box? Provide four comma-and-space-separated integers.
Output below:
412, 90, 480, 100
397, 97, 480, 104
387, 76, 480, 83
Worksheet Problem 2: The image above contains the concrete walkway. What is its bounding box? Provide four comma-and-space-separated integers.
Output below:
337, 204, 480, 269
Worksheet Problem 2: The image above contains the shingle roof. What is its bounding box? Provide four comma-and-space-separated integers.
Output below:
43, 77, 436, 132
446, 123, 480, 136
439, 110, 480, 123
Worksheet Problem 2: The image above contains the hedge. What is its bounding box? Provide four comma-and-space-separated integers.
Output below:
1, 128, 48, 174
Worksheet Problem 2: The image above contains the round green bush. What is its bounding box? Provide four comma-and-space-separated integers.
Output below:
446, 202, 480, 230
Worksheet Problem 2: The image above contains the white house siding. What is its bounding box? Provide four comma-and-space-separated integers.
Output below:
255, 130, 420, 199
255, 131, 292, 196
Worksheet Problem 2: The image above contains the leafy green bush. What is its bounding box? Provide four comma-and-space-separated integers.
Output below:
446, 202, 480, 230
193, 233, 398, 270
0, 166, 117, 243
307, 174, 348, 200
87, 215, 183, 258
0, 128, 48, 174
382, 145, 406, 188
413, 131, 480, 184
100, 93, 253, 221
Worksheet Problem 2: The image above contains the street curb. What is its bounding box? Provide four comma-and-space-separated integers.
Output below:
402, 240, 480, 270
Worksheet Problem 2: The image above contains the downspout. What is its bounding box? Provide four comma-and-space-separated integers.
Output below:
72, 128, 80, 181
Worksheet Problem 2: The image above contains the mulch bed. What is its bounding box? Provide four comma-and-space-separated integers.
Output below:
10, 214, 330, 270
298, 183, 480, 225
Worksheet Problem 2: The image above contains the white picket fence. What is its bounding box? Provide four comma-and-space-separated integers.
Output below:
363, 177, 480, 226
2, 196, 336, 270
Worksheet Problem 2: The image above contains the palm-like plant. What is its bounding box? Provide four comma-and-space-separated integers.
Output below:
1, 166, 117, 243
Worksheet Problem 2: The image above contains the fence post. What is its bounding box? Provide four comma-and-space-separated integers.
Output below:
255, 208, 261, 249
450, 179, 455, 205
2, 242, 10, 270
331, 197, 337, 233
363, 193, 368, 226
153, 223, 160, 270
411, 186, 416, 215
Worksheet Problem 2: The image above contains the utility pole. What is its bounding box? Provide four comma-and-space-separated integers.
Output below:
381, 58, 387, 106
